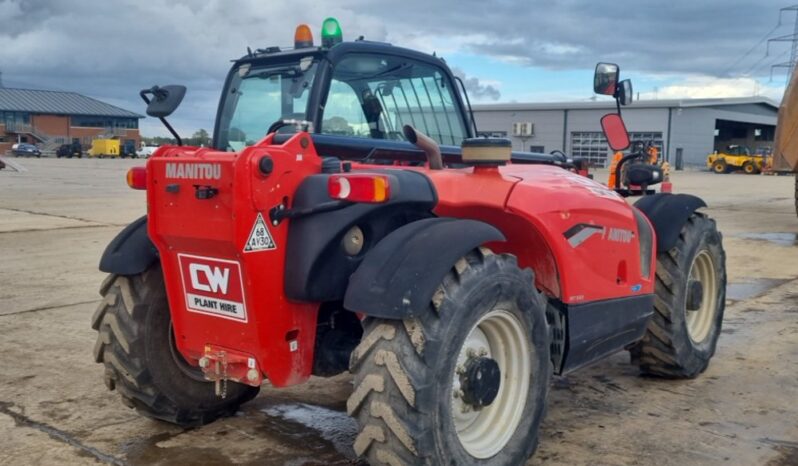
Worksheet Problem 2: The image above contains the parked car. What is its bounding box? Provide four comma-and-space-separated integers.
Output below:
56, 141, 83, 158
12, 143, 41, 158
136, 145, 159, 158
121, 140, 138, 158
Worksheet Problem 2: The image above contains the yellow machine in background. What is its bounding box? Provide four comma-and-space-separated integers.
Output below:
89, 139, 120, 158
706, 145, 763, 174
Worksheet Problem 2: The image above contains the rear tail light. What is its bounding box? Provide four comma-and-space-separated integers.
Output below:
328, 174, 391, 203
127, 167, 147, 190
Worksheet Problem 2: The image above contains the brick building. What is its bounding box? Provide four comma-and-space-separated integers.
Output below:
0, 87, 143, 155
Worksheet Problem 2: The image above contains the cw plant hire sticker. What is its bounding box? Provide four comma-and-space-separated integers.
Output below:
244, 213, 277, 252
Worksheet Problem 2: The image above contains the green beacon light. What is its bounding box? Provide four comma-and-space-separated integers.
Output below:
321, 17, 343, 48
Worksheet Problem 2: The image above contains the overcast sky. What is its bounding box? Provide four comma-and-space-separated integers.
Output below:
0, 0, 793, 136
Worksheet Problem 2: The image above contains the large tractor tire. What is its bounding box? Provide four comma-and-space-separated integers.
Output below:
348, 248, 550, 466
631, 213, 726, 378
742, 161, 757, 174
712, 160, 728, 174
92, 264, 259, 427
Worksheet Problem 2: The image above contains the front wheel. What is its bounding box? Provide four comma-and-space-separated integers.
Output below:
712, 160, 728, 174
631, 213, 726, 378
91, 264, 259, 426
742, 162, 757, 174
348, 248, 551, 465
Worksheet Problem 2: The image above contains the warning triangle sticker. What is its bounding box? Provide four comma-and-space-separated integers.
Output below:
244, 213, 277, 252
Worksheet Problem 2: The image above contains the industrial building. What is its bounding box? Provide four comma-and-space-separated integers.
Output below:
0, 87, 143, 155
472, 97, 778, 167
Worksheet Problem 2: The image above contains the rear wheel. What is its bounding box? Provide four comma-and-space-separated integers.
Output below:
631, 214, 726, 378
742, 162, 756, 174
712, 160, 728, 174
348, 248, 550, 465
92, 263, 259, 426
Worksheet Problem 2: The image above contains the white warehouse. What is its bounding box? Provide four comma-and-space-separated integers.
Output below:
472, 97, 778, 168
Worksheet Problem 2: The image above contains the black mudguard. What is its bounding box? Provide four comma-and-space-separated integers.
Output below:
634, 193, 707, 252
99, 216, 159, 275
284, 170, 437, 302
343, 218, 505, 319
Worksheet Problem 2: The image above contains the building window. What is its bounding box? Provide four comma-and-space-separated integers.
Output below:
477, 131, 508, 138
3, 111, 30, 128
529, 145, 545, 153
71, 116, 139, 129
629, 132, 664, 156
571, 131, 664, 167
570, 131, 610, 167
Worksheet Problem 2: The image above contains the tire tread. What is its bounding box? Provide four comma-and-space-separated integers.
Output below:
93, 266, 257, 427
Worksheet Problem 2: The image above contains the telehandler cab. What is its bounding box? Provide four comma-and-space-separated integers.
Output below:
93, 19, 726, 465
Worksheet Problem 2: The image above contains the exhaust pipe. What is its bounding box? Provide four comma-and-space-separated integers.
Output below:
403, 125, 443, 170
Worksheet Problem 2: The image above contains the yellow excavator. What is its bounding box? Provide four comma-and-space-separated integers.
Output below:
773, 67, 798, 215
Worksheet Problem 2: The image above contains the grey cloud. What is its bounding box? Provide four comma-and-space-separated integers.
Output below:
366, 0, 787, 76
0, 0, 388, 134
451, 67, 500, 101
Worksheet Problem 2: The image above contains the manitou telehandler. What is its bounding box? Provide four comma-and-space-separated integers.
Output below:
93, 19, 726, 465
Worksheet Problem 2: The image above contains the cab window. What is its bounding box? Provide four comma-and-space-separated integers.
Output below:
217, 57, 318, 151
322, 54, 467, 146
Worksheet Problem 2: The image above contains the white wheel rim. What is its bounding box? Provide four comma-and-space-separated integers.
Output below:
451, 309, 532, 459
686, 250, 718, 343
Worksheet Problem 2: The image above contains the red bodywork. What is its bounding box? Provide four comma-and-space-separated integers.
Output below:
145, 133, 655, 388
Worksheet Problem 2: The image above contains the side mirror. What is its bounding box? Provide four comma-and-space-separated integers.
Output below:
594, 63, 619, 96
618, 79, 633, 106
600, 113, 630, 151
140, 85, 186, 118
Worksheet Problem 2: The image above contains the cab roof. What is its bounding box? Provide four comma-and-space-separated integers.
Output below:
234, 40, 450, 71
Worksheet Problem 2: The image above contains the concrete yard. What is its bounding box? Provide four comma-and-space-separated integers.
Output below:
1, 158, 797, 465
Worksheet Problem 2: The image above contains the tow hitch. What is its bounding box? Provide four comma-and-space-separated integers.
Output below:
198, 345, 263, 397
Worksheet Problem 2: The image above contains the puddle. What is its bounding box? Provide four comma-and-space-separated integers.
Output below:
262, 403, 357, 459
727, 278, 790, 302
122, 402, 357, 466
736, 232, 798, 247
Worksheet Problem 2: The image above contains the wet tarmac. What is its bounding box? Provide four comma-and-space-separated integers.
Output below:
736, 232, 798, 247
727, 278, 791, 302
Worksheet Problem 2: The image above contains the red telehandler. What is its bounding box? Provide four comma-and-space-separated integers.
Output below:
93, 19, 726, 465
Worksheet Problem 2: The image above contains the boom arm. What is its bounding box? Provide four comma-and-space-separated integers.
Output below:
774, 67, 798, 172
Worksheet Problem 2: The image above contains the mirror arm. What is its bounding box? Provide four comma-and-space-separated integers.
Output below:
613, 89, 622, 116
160, 118, 183, 146
139, 87, 183, 146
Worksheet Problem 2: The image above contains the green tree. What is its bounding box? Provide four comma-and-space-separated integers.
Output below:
190, 129, 210, 147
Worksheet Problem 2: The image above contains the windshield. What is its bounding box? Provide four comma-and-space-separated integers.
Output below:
216, 57, 318, 151
321, 54, 467, 146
